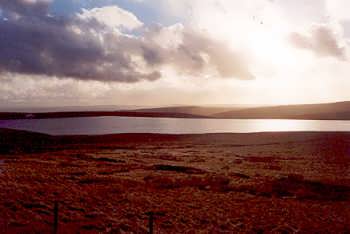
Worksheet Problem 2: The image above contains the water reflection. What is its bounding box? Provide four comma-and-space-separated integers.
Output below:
0, 117, 350, 135
246, 119, 317, 132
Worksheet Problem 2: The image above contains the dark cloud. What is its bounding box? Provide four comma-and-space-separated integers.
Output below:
289, 24, 347, 60
0, 0, 51, 17
0, 1, 253, 82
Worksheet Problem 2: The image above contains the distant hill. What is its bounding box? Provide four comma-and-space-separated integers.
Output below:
213, 101, 350, 120
2, 102, 350, 120
0, 105, 146, 113
0, 111, 206, 120
132, 106, 244, 116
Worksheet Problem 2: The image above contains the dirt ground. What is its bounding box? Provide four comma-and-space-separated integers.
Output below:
0, 129, 349, 233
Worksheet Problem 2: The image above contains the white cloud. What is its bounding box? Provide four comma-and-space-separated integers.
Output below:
77, 6, 143, 31
289, 23, 348, 60
146, 23, 184, 50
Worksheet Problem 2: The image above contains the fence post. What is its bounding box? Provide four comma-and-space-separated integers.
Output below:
145, 211, 165, 234
148, 212, 154, 234
53, 201, 58, 234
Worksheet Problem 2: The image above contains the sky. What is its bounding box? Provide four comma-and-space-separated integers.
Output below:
1, 0, 350, 107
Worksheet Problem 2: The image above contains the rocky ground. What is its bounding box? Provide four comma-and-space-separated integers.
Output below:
0, 129, 349, 233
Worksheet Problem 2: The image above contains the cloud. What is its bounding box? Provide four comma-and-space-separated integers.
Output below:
0, 1, 253, 83
77, 6, 143, 31
289, 24, 347, 60
0, 7, 160, 82
145, 24, 254, 79
0, 0, 52, 17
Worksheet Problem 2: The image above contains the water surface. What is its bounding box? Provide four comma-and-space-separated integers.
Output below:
1, 117, 350, 135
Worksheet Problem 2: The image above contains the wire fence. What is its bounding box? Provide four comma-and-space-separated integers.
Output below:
51, 201, 163, 234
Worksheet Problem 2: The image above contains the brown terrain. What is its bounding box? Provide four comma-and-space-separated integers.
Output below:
3, 101, 350, 121
213, 101, 350, 120
137, 101, 350, 120
0, 111, 206, 120
0, 129, 350, 233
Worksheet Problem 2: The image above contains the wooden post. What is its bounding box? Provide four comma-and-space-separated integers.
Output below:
148, 212, 154, 234
145, 211, 165, 234
53, 201, 58, 234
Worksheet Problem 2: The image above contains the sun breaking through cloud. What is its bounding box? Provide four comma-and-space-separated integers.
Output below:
1, 0, 350, 107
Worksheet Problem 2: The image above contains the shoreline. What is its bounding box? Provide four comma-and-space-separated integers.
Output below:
3, 111, 350, 120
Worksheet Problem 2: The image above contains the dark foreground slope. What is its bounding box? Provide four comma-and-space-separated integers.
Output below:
0, 129, 349, 233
